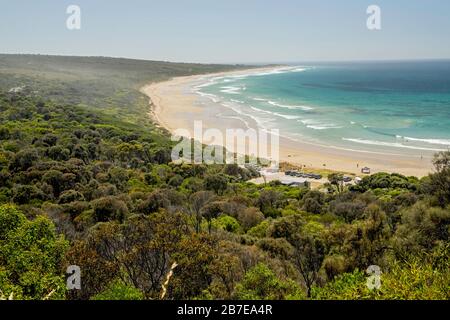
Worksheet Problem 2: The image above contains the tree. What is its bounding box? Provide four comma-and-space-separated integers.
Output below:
59, 190, 85, 204
268, 214, 305, 240
208, 251, 243, 299
312, 250, 449, 300
138, 190, 170, 215
426, 151, 450, 207
91, 279, 144, 300
168, 234, 216, 299
65, 239, 119, 300
257, 189, 281, 217
328, 173, 344, 194
47, 146, 71, 161
42, 133, 58, 147
302, 190, 325, 214
168, 174, 184, 187
12, 184, 45, 204
189, 191, 216, 233
331, 201, 366, 223
233, 263, 304, 300
290, 233, 325, 297
214, 215, 241, 233
201, 202, 223, 234
393, 202, 449, 257
91, 196, 129, 222
42, 170, 64, 197
0, 205, 68, 300
238, 207, 265, 232
9, 148, 38, 172
331, 204, 391, 270
204, 174, 228, 195
77, 212, 188, 299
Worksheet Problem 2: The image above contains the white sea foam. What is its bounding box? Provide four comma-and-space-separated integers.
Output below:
252, 97, 313, 111
249, 106, 301, 120
343, 138, 446, 151
307, 124, 342, 130
290, 67, 307, 72
220, 86, 242, 94
298, 119, 342, 130
267, 100, 314, 111
194, 79, 218, 89
197, 92, 220, 103
250, 66, 308, 77
221, 103, 274, 128
273, 112, 302, 120
396, 136, 450, 146
219, 66, 309, 80
250, 106, 273, 114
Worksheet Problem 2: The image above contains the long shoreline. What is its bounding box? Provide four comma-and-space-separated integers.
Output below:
141, 67, 434, 178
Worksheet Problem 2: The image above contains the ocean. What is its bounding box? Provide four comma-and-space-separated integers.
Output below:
195, 61, 450, 157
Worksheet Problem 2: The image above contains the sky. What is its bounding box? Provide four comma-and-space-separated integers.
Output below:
1, 0, 449, 64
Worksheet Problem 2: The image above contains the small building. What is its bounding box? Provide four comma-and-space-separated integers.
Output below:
361, 167, 371, 174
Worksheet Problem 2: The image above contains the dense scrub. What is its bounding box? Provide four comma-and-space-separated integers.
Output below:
0, 92, 448, 300
0, 56, 448, 300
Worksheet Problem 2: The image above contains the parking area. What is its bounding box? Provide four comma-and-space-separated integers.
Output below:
249, 170, 329, 186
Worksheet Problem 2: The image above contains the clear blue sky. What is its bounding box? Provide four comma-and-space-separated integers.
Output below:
1, 0, 449, 63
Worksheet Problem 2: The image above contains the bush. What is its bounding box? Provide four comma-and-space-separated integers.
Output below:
214, 215, 241, 233
59, 190, 85, 204
0, 205, 68, 300
168, 174, 184, 187
312, 257, 449, 300
247, 220, 270, 238
204, 174, 228, 195
233, 263, 304, 300
92, 279, 144, 300
91, 196, 129, 222
138, 190, 170, 215
238, 207, 265, 231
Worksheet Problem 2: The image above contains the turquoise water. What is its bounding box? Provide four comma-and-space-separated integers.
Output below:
198, 61, 450, 156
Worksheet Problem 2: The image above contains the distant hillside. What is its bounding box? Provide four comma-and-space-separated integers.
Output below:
0, 54, 251, 127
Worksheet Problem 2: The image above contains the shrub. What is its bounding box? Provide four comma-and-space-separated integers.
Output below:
91, 196, 129, 222
214, 215, 241, 233
233, 263, 304, 300
92, 279, 144, 300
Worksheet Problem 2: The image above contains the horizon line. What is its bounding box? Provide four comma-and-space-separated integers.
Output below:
1, 52, 450, 66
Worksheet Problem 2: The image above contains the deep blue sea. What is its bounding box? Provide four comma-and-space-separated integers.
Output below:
198, 61, 450, 156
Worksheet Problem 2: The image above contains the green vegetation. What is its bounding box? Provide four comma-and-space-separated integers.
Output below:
0, 55, 448, 300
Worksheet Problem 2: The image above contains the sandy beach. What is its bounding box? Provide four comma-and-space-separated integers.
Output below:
141, 67, 435, 178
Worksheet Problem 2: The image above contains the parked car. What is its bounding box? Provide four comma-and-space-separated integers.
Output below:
361, 167, 371, 174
